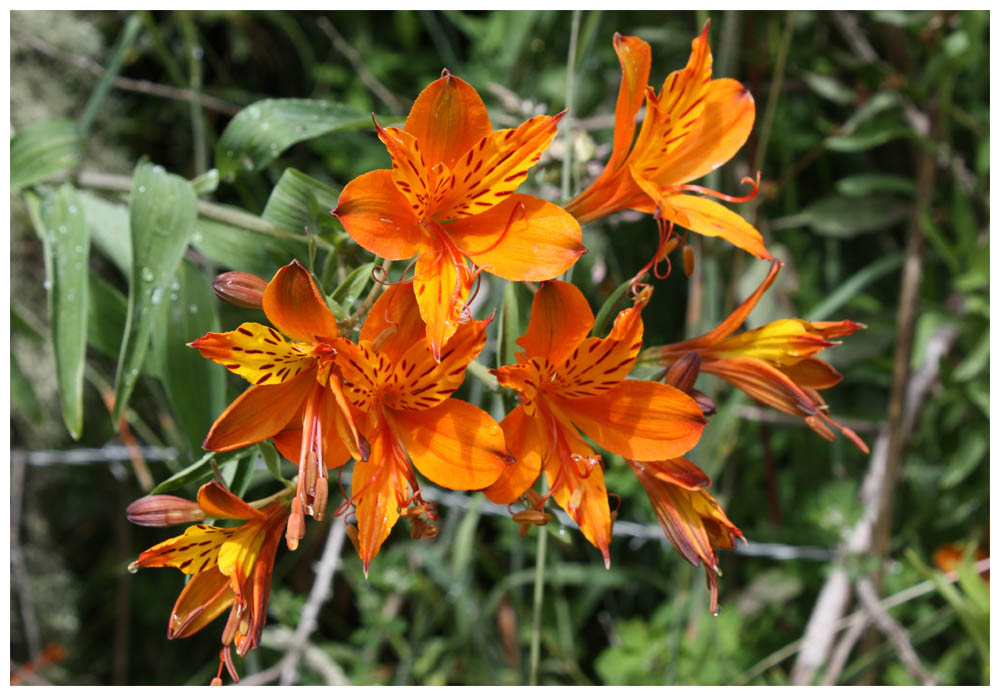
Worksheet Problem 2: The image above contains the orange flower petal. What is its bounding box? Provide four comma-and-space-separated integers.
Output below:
271, 392, 355, 470
387, 312, 489, 410
447, 194, 585, 281
412, 250, 473, 360
351, 429, 406, 573
262, 260, 341, 345
780, 357, 844, 390
640, 457, 712, 490
404, 70, 492, 170
359, 283, 426, 364
629, 24, 713, 178
556, 380, 706, 461
435, 113, 564, 220
664, 260, 782, 353
203, 368, 315, 452
190, 322, 314, 386
702, 356, 820, 418
607, 34, 652, 176
516, 280, 594, 365
168, 566, 235, 639
334, 169, 421, 260
551, 303, 644, 399
483, 405, 543, 504
644, 189, 772, 260
544, 428, 612, 566
136, 523, 228, 575
197, 481, 265, 521
391, 400, 510, 490
710, 318, 837, 364
375, 123, 438, 218
656, 77, 755, 187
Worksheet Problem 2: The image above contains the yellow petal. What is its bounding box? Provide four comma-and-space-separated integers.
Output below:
190, 322, 314, 386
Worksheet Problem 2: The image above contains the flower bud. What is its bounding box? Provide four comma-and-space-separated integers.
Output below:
683, 244, 695, 277
689, 389, 716, 417
663, 352, 701, 393
126, 495, 205, 527
212, 271, 267, 309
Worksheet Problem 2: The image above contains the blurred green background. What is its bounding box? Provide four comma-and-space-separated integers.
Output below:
10, 10, 989, 686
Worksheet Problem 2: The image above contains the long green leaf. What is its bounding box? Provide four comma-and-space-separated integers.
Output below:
149, 449, 241, 495
37, 185, 90, 439
87, 273, 130, 362
497, 280, 520, 369
11, 119, 81, 190
78, 14, 143, 137
262, 167, 341, 236
215, 99, 371, 180
805, 253, 904, 321
330, 261, 375, 313
150, 260, 225, 459
591, 278, 633, 338
11, 353, 43, 425
113, 163, 198, 424
192, 217, 309, 279
79, 191, 132, 278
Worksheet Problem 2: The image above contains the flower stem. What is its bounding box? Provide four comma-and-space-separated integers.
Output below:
528, 488, 549, 685
560, 9, 582, 202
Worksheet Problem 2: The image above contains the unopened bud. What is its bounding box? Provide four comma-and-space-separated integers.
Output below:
690, 389, 716, 417
682, 244, 695, 277
212, 271, 267, 309
663, 353, 701, 393
126, 495, 205, 527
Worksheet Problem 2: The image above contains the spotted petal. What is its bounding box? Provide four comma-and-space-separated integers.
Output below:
483, 405, 543, 504
262, 261, 341, 345
190, 322, 313, 386
516, 280, 594, 365
168, 566, 235, 639
552, 303, 644, 399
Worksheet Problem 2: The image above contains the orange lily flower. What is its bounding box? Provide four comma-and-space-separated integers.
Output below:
190, 261, 366, 550
484, 281, 707, 566
333, 282, 511, 572
564, 24, 771, 261
655, 260, 869, 453
334, 70, 586, 359
129, 481, 289, 684
627, 458, 742, 614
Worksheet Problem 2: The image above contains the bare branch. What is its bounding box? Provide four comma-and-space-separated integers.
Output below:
855, 577, 936, 685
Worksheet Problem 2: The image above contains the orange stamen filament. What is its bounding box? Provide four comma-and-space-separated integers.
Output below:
669, 171, 761, 204
456, 200, 526, 258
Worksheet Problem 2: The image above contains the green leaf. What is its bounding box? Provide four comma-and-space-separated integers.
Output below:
835, 173, 916, 198
149, 449, 241, 495
191, 168, 220, 196
497, 281, 520, 369
86, 272, 129, 362
11, 119, 82, 190
11, 353, 43, 425
774, 195, 909, 238
215, 99, 371, 180
222, 454, 256, 499
591, 277, 633, 338
824, 126, 913, 153
79, 191, 132, 278
36, 185, 90, 439
262, 167, 341, 236
940, 432, 987, 489
150, 260, 226, 459
330, 261, 375, 315
192, 217, 309, 279
113, 163, 198, 425
805, 253, 903, 321
258, 441, 291, 484
952, 332, 989, 382
801, 71, 855, 105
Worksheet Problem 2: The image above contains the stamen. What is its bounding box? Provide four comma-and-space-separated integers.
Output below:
457, 200, 526, 257
672, 171, 761, 204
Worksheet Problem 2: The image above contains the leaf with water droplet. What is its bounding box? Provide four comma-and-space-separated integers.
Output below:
214, 98, 377, 180
27, 184, 90, 438
112, 162, 197, 425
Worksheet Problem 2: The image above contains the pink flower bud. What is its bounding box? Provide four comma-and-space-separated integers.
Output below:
126, 495, 205, 527
212, 271, 267, 309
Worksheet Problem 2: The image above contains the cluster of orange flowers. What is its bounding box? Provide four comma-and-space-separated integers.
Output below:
127, 26, 867, 684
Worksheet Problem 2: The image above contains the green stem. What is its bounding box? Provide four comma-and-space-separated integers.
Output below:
560, 10, 582, 202
753, 11, 796, 176
79, 14, 143, 138
528, 510, 549, 685
179, 12, 207, 175
465, 359, 499, 392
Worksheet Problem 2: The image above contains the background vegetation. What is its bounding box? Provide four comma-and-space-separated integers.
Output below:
10, 9, 989, 686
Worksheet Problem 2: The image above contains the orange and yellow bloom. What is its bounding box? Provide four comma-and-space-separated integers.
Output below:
190, 261, 366, 550
129, 482, 289, 684
565, 25, 771, 261
334, 70, 585, 359
628, 458, 742, 614
654, 260, 869, 452
485, 281, 706, 565
334, 283, 512, 572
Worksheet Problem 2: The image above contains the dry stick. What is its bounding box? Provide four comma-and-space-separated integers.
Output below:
258, 625, 349, 685
10, 450, 43, 662
279, 515, 348, 685
822, 614, 870, 685
316, 16, 403, 115
790, 320, 960, 684
734, 557, 989, 685
854, 577, 936, 685
14, 28, 241, 116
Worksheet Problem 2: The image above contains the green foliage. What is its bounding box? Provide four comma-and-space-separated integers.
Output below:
9, 9, 989, 687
